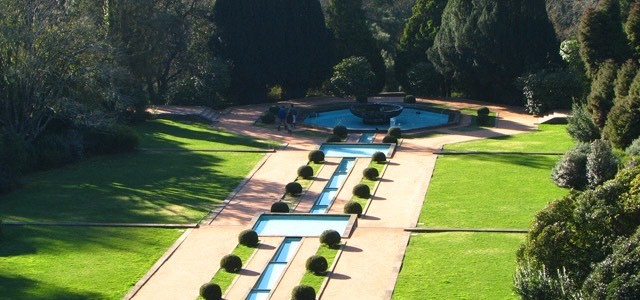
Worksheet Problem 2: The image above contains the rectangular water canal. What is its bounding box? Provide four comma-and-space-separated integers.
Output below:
319, 143, 394, 158
246, 237, 302, 300
251, 214, 356, 237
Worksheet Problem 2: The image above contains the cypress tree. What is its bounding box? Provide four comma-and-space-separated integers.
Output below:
578, 0, 631, 77
625, 2, 640, 59
587, 60, 618, 128
326, 0, 385, 93
603, 71, 640, 149
211, 0, 334, 103
428, 0, 558, 103
614, 59, 638, 100
395, 0, 447, 91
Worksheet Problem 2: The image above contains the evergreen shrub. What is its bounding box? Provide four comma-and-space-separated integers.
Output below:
308, 150, 325, 163
403, 95, 416, 104
362, 167, 379, 180
371, 151, 386, 163
343, 201, 363, 217
305, 255, 328, 274
291, 285, 316, 300
382, 135, 398, 144
271, 202, 290, 213
352, 183, 371, 198
387, 126, 402, 138
199, 283, 222, 300
220, 254, 242, 273
326, 134, 342, 143
319, 229, 341, 248
286, 182, 303, 195
333, 125, 348, 138
238, 229, 259, 247
297, 165, 314, 179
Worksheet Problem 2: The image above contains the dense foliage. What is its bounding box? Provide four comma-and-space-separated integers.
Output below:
238, 229, 259, 248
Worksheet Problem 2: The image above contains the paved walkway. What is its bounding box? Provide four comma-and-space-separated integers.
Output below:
130, 98, 538, 300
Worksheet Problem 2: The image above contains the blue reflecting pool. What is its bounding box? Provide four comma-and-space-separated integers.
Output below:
252, 214, 355, 237
320, 143, 394, 158
304, 107, 451, 131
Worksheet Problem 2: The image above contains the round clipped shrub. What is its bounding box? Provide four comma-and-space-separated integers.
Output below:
220, 254, 242, 273
343, 201, 363, 217
291, 285, 316, 300
199, 282, 222, 300
305, 255, 328, 274
285, 182, 303, 195
352, 183, 371, 198
476, 107, 491, 126
238, 229, 259, 247
320, 229, 341, 248
362, 167, 379, 180
271, 201, 290, 213
297, 165, 314, 179
371, 151, 387, 163
477, 107, 490, 116
333, 125, 348, 138
387, 126, 402, 138
308, 150, 325, 163
382, 135, 398, 144
326, 134, 342, 143
261, 112, 276, 124
404, 95, 416, 104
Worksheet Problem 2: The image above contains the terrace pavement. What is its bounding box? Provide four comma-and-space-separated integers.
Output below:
130, 97, 538, 300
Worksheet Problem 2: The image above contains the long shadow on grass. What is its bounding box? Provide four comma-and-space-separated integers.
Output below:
0, 275, 101, 300
457, 153, 560, 170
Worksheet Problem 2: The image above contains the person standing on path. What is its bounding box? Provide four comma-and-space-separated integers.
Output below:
289, 104, 297, 128
277, 105, 287, 131
285, 109, 294, 134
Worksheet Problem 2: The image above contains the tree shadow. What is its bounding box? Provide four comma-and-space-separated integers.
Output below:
328, 272, 351, 280
0, 274, 102, 300
238, 269, 260, 276
342, 245, 362, 252
359, 215, 380, 221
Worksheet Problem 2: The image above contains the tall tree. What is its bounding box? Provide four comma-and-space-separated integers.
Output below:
603, 70, 640, 149
428, 0, 559, 103
326, 0, 385, 93
211, 0, 334, 103
578, 0, 631, 77
626, 2, 640, 59
395, 0, 447, 92
587, 60, 618, 128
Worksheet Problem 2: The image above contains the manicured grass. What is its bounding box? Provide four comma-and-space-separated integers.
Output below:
350, 161, 385, 208
420, 154, 567, 228
299, 244, 340, 291
445, 124, 574, 153
393, 232, 524, 300
0, 226, 182, 299
210, 245, 257, 294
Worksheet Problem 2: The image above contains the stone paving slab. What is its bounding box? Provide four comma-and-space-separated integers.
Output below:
223, 237, 284, 300
270, 238, 321, 299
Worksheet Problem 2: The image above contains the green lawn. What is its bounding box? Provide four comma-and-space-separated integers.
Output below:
299, 244, 340, 291
419, 154, 567, 229
0, 226, 182, 300
445, 124, 574, 153
209, 245, 257, 294
393, 232, 524, 300
0, 119, 271, 299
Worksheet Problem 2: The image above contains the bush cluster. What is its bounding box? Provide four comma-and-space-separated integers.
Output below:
199, 283, 222, 300
297, 165, 314, 179
320, 229, 341, 248
305, 255, 328, 274
343, 201, 363, 217
261, 112, 276, 124
271, 201, 290, 213
362, 167, 379, 180
291, 285, 316, 300
220, 254, 242, 273
333, 125, 348, 138
238, 229, 259, 247
387, 126, 402, 138
83, 124, 139, 155
403, 95, 416, 104
382, 135, 398, 144
285, 182, 303, 195
352, 183, 371, 198
371, 151, 386, 163
626, 137, 640, 156
308, 150, 325, 163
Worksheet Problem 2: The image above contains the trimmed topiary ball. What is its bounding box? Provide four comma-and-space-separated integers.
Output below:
271, 201, 290, 213
352, 183, 371, 198
298, 165, 314, 179
387, 126, 402, 138
476, 107, 490, 126
477, 107, 490, 116
238, 229, 259, 247
305, 255, 328, 274
199, 282, 222, 300
285, 182, 303, 196
382, 135, 398, 144
404, 95, 416, 104
308, 150, 325, 163
326, 134, 342, 143
333, 125, 348, 138
362, 167, 379, 180
320, 229, 341, 248
220, 254, 242, 273
372, 151, 386, 163
291, 285, 316, 300
343, 201, 363, 217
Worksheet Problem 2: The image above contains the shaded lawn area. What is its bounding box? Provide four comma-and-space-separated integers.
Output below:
420, 154, 567, 228
445, 124, 574, 153
393, 232, 524, 300
0, 226, 182, 300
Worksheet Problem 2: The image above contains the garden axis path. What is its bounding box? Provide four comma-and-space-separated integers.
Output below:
130, 98, 538, 300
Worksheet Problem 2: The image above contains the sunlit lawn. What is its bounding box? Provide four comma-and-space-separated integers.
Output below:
445, 124, 574, 153
393, 232, 524, 300
0, 119, 271, 299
